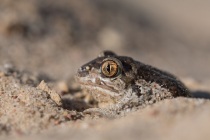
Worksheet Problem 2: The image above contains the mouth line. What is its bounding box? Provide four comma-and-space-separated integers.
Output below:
79, 81, 118, 92
77, 80, 123, 97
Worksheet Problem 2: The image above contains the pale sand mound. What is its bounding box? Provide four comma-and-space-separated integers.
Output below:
0, 72, 82, 135
5, 98, 210, 140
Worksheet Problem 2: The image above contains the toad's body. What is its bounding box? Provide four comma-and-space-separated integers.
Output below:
76, 51, 190, 117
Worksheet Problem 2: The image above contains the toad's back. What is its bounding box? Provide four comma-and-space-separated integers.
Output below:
134, 61, 190, 97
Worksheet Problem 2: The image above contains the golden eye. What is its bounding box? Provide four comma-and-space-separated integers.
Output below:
101, 60, 118, 77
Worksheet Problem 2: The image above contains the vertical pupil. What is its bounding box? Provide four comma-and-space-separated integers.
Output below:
106, 64, 111, 73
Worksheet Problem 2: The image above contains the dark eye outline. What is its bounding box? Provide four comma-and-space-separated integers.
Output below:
100, 58, 122, 78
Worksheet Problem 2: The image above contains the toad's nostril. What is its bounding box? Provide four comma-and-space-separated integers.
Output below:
77, 70, 89, 77
78, 67, 86, 72
80, 65, 91, 71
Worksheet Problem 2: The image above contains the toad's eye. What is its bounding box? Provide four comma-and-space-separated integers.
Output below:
101, 60, 119, 77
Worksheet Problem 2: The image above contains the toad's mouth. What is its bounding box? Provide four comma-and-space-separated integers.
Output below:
76, 77, 124, 97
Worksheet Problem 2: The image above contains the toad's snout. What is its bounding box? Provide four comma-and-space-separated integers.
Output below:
77, 65, 92, 77
77, 68, 88, 77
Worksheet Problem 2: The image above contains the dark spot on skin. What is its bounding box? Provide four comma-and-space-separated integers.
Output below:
121, 61, 132, 72
116, 56, 133, 73
132, 85, 142, 97
95, 78, 101, 85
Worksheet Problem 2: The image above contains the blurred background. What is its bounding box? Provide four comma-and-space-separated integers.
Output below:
0, 0, 210, 84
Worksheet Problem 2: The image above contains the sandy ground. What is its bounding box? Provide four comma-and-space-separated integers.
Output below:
0, 0, 210, 139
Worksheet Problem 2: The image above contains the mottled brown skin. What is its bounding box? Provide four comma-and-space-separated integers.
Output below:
76, 51, 191, 118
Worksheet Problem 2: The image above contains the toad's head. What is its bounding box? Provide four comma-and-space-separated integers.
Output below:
76, 51, 137, 105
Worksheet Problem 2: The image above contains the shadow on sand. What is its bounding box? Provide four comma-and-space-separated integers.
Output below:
191, 90, 210, 99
